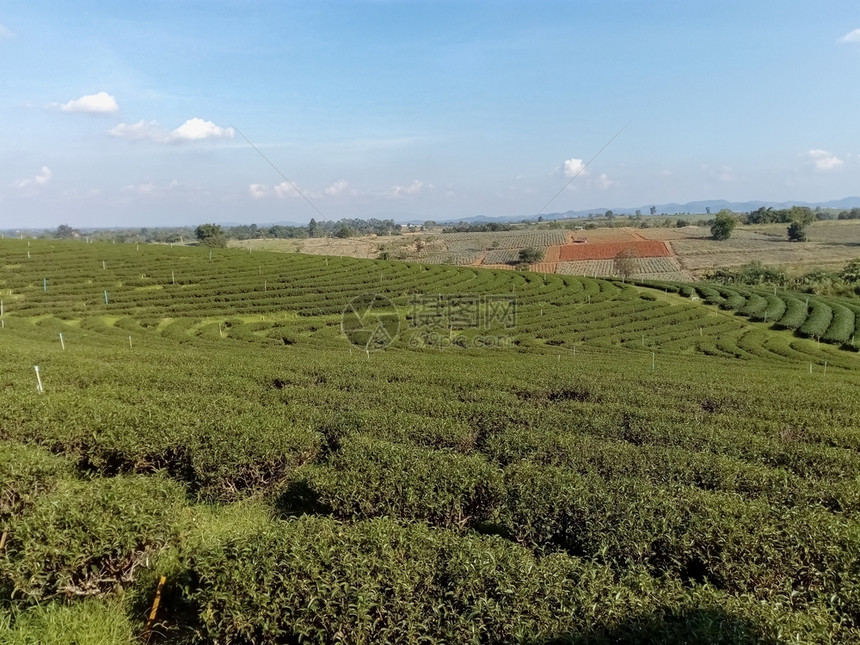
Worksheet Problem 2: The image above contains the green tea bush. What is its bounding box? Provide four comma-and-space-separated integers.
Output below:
174, 516, 641, 644
1, 474, 187, 602
823, 301, 855, 344
798, 300, 833, 338
739, 293, 767, 318
759, 292, 786, 322
775, 295, 807, 329
483, 428, 806, 506
0, 442, 74, 523
177, 515, 845, 643
501, 461, 860, 609
723, 293, 747, 311
295, 436, 504, 529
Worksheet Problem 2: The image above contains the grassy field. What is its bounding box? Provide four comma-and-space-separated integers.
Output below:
1, 239, 859, 643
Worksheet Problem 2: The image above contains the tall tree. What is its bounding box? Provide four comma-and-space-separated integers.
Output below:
614, 247, 639, 281
56, 224, 76, 239
787, 221, 807, 242
710, 210, 737, 241
195, 223, 227, 247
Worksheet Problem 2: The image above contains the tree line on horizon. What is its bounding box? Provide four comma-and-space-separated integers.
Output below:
27, 204, 860, 246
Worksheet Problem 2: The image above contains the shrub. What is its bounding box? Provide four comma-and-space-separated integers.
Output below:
822, 301, 855, 344
775, 295, 807, 329
0, 442, 74, 523
798, 300, 833, 338
787, 221, 807, 242
176, 515, 683, 644
295, 437, 504, 529
518, 247, 544, 264
1, 474, 187, 602
710, 210, 737, 240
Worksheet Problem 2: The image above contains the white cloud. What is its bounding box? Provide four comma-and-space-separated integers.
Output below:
108, 120, 163, 141
389, 180, 425, 197
248, 181, 314, 199
0, 24, 14, 39
170, 117, 233, 142
594, 173, 614, 190
248, 184, 268, 199
274, 181, 299, 198
134, 182, 156, 196
325, 179, 349, 196
563, 158, 587, 178
120, 179, 188, 198
839, 28, 860, 43
14, 166, 51, 188
806, 149, 843, 170
60, 91, 119, 115
109, 117, 233, 143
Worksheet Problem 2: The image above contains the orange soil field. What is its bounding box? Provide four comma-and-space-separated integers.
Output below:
558, 240, 671, 261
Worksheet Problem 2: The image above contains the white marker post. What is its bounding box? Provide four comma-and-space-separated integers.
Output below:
103, 260, 106, 270
652, 352, 655, 370
104, 291, 109, 305
59, 333, 64, 350
128, 336, 133, 348
34, 366, 43, 394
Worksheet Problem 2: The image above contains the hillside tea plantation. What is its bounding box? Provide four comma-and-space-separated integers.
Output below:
1, 239, 859, 644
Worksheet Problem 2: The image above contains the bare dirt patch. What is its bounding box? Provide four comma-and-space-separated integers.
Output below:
558, 240, 671, 261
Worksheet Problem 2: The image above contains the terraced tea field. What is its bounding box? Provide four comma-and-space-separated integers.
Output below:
1, 239, 859, 644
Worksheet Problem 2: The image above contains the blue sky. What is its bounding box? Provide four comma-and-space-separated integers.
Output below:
1, 1, 859, 228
